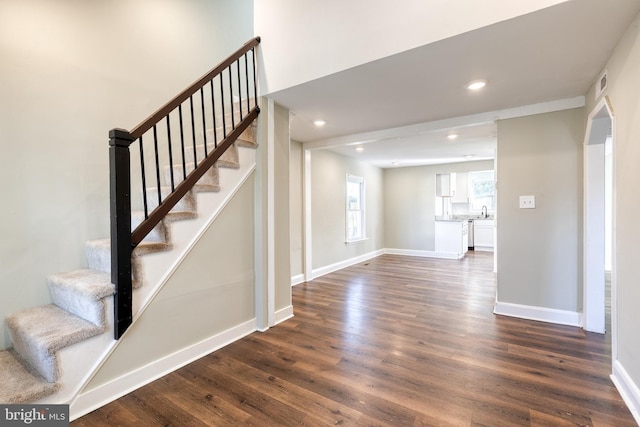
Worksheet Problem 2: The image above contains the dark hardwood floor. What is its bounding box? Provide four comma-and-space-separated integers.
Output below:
73, 252, 636, 426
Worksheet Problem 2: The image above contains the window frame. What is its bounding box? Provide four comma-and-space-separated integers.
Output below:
345, 174, 367, 244
468, 170, 495, 214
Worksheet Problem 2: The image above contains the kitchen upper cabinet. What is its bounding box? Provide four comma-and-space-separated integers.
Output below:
474, 219, 495, 251
452, 172, 468, 203
436, 173, 456, 197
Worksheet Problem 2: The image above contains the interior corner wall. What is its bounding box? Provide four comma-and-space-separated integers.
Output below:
0, 0, 253, 350
289, 140, 304, 279
273, 104, 291, 312
584, 11, 640, 392
310, 150, 384, 271
384, 160, 494, 251
496, 108, 584, 312
85, 176, 256, 391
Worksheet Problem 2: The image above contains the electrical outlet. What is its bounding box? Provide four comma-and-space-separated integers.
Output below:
519, 195, 535, 209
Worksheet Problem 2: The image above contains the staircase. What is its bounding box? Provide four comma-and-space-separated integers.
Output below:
0, 37, 261, 407
0, 124, 258, 405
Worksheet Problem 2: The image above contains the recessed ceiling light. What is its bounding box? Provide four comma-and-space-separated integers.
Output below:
392, 161, 400, 166
355, 146, 364, 152
314, 119, 327, 127
466, 80, 487, 91
447, 134, 459, 140
464, 154, 474, 159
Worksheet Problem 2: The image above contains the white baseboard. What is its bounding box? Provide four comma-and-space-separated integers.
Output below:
274, 305, 294, 325
311, 249, 385, 279
384, 248, 463, 259
291, 274, 305, 286
70, 318, 257, 421
612, 360, 640, 425
493, 301, 581, 327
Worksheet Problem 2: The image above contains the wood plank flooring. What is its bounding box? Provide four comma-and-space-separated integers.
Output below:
72, 252, 636, 426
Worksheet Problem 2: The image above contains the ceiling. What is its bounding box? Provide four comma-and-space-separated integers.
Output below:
325, 122, 497, 169
265, 0, 640, 168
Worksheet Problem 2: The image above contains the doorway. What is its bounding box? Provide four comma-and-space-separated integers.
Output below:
583, 97, 614, 342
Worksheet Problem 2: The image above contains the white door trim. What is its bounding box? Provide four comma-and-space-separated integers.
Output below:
583, 96, 616, 354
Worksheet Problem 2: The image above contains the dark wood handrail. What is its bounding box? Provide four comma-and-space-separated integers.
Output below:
130, 36, 260, 139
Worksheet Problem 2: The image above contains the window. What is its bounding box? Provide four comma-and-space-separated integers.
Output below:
346, 175, 366, 242
468, 170, 495, 212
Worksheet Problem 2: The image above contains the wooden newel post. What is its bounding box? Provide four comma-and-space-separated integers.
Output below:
109, 128, 134, 339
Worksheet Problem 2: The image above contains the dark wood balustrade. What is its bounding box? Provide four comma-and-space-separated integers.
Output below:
109, 37, 261, 339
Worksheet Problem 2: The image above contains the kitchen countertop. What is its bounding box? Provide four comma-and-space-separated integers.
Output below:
435, 216, 494, 222
452, 215, 495, 221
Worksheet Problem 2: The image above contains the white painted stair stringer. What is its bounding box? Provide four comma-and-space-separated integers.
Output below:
31, 146, 256, 412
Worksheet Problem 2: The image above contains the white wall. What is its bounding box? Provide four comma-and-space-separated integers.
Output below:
584, 10, 640, 398
310, 150, 384, 270
0, 0, 253, 349
384, 160, 494, 251
290, 141, 304, 278
496, 108, 584, 313
254, 0, 570, 95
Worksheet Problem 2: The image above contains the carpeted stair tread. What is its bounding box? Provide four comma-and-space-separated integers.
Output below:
181, 143, 240, 169
237, 123, 257, 147
165, 162, 221, 193
193, 182, 221, 193
236, 138, 258, 149
217, 144, 240, 168
144, 187, 197, 215
6, 305, 103, 382
164, 210, 199, 221
131, 212, 168, 243
206, 122, 256, 147
0, 349, 58, 404
85, 238, 170, 264
48, 269, 115, 326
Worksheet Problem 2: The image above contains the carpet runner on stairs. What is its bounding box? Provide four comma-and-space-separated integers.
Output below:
0, 122, 256, 405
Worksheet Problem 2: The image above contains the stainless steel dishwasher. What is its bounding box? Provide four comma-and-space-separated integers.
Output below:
468, 220, 474, 250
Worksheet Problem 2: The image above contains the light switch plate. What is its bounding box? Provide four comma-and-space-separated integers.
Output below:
519, 195, 535, 209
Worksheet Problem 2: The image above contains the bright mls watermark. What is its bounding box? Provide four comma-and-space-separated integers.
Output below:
1, 405, 68, 426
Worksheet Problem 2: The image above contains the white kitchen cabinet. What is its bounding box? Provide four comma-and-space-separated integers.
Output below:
436, 173, 456, 197
435, 220, 468, 259
452, 172, 468, 203
474, 219, 495, 251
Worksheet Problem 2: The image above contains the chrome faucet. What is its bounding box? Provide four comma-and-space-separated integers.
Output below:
481, 205, 488, 218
